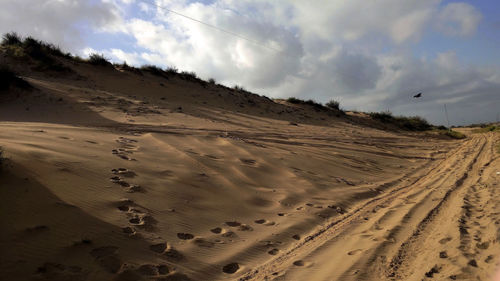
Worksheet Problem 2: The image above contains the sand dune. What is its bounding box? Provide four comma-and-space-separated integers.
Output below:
1, 57, 499, 281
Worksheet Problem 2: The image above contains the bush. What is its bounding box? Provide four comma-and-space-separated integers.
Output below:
208, 78, 216, 84
140, 65, 165, 76
179, 71, 197, 80
369, 111, 432, 131
286, 97, 302, 104
286, 97, 328, 110
88, 53, 111, 66
165, 66, 178, 74
444, 130, 466, 139
473, 125, 499, 133
233, 85, 245, 91
22, 37, 46, 60
1, 32, 22, 45
325, 100, 340, 110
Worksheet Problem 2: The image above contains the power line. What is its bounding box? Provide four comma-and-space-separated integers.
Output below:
137, 0, 282, 53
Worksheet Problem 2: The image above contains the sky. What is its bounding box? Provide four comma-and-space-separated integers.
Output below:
1, 0, 499, 125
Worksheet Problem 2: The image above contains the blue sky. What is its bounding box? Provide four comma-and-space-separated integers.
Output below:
1, 0, 499, 125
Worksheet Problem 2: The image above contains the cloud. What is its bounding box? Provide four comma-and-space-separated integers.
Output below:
0, 0, 123, 51
437, 2, 482, 37
1, 0, 497, 125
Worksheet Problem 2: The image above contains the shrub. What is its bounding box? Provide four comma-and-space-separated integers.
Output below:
165, 66, 178, 74
286, 97, 328, 110
88, 53, 111, 66
325, 100, 340, 110
369, 111, 394, 122
287, 97, 302, 104
473, 125, 499, 133
208, 78, 216, 84
303, 99, 326, 110
369, 111, 432, 131
1, 32, 22, 45
140, 65, 164, 76
23, 36, 46, 60
233, 85, 245, 91
444, 130, 466, 139
179, 71, 197, 80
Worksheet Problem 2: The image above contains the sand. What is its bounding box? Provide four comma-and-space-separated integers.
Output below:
0, 60, 499, 281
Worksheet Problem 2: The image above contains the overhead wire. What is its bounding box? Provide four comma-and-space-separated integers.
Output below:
136, 0, 282, 53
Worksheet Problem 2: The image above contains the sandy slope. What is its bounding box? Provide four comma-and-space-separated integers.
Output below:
0, 63, 499, 281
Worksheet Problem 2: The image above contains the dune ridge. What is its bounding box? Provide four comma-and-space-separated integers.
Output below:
1, 42, 499, 281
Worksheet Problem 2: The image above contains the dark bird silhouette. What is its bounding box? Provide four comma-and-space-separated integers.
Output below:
413, 93, 422, 98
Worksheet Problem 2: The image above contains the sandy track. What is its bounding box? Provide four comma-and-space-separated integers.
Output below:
242, 133, 500, 281
1, 72, 498, 281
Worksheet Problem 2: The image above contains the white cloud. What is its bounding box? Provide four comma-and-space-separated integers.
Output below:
437, 2, 482, 37
1, 0, 497, 125
0, 0, 123, 51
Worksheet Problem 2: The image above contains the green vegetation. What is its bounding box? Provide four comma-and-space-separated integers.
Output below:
1, 32, 71, 71
443, 129, 466, 139
369, 111, 432, 131
325, 100, 340, 110
472, 125, 499, 133
165, 66, 178, 75
233, 85, 245, 91
1, 32, 21, 45
88, 53, 111, 66
179, 71, 198, 80
140, 65, 165, 76
286, 97, 345, 114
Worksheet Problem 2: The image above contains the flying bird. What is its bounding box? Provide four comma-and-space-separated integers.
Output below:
413, 93, 422, 98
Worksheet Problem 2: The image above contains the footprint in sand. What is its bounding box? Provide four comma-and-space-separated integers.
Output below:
90, 246, 122, 273
439, 237, 452, 244
149, 242, 184, 261
149, 243, 167, 253
177, 233, 195, 240
111, 148, 136, 161
129, 214, 157, 231
240, 158, 256, 165
347, 249, 363, 255
110, 176, 144, 193
136, 264, 170, 276
36, 262, 84, 280
225, 221, 242, 227
110, 176, 130, 187
193, 238, 215, 248
254, 219, 276, 226
221, 231, 238, 238
268, 248, 279, 255
293, 260, 305, 266
237, 224, 253, 231
125, 184, 144, 193
122, 226, 135, 234
222, 263, 240, 274
210, 227, 223, 234
111, 168, 137, 178
116, 137, 138, 145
